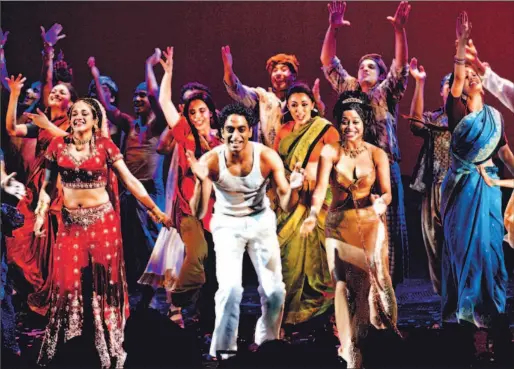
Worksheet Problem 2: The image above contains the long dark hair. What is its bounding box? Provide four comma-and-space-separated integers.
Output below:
183, 92, 218, 159
43, 82, 79, 121
285, 81, 320, 119
333, 90, 381, 147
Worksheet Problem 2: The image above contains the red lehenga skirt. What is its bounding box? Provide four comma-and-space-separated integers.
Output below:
6, 156, 62, 314
6, 123, 69, 314
37, 202, 130, 369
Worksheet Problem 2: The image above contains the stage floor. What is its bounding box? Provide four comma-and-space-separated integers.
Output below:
6, 278, 514, 369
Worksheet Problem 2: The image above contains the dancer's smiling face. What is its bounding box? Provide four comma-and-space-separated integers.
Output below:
48, 83, 72, 110
70, 101, 97, 134
222, 114, 252, 153
340, 109, 365, 143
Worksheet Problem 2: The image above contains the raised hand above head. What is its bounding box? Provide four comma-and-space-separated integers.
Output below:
5, 74, 26, 96
40, 23, 66, 46
186, 151, 209, 182
327, 1, 351, 29
0, 27, 9, 48
387, 1, 411, 30
409, 57, 426, 81
290, 162, 305, 190
56, 49, 65, 62
87, 56, 100, 78
146, 47, 162, 67
456, 11, 472, 42
464, 39, 478, 63
159, 46, 174, 74
221, 45, 233, 70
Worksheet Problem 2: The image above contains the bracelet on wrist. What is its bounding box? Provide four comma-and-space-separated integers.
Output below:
454, 56, 466, 65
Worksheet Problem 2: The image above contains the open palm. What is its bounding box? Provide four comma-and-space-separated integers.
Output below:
328, 1, 351, 29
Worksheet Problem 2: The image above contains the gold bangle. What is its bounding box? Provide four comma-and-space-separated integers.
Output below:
35, 201, 49, 217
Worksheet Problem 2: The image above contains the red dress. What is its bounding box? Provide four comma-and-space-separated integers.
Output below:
6, 117, 69, 314
37, 135, 129, 369
172, 116, 222, 232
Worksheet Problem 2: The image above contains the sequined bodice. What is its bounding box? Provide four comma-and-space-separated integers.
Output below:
45, 136, 123, 189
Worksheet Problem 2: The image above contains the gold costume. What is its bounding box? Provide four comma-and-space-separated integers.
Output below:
325, 147, 397, 368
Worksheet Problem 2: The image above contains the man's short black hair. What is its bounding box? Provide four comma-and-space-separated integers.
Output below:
218, 103, 257, 131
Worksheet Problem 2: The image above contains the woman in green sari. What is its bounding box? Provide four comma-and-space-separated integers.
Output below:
273, 82, 340, 325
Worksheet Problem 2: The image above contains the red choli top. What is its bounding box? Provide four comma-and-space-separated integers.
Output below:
45, 136, 123, 189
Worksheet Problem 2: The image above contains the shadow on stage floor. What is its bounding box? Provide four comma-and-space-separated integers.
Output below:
3, 279, 514, 369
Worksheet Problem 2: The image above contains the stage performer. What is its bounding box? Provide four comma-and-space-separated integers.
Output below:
407, 59, 452, 295
320, 0, 411, 285
139, 47, 222, 327
464, 39, 514, 113
5, 47, 78, 313
300, 91, 398, 368
222, 46, 325, 147
1, 149, 26, 359
87, 57, 124, 150
92, 49, 168, 298
441, 12, 513, 363
34, 97, 171, 368
273, 82, 339, 325
188, 103, 304, 359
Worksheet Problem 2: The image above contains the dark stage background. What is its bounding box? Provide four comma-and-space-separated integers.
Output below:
2, 1, 514, 176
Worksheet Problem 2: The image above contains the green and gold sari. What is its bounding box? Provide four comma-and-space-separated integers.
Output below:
274, 117, 334, 325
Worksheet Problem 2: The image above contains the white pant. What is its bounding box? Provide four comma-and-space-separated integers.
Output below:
209, 208, 285, 358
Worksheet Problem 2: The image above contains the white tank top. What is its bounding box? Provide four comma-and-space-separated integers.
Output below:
213, 142, 270, 217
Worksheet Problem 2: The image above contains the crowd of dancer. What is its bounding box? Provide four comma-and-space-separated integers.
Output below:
1, 2, 514, 368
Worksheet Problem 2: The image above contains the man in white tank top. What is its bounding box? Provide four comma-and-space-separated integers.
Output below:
187, 103, 304, 359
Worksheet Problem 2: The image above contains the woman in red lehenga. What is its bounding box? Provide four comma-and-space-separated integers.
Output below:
33, 98, 171, 368
5, 70, 77, 314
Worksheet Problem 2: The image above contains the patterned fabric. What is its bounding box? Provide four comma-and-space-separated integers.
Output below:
322, 56, 409, 162
441, 104, 507, 328
45, 136, 123, 189
386, 162, 408, 285
410, 109, 451, 193
38, 203, 129, 368
224, 78, 284, 148
322, 57, 409, 285
274, 117, 339, 324
420, 183, 443, 295
6, 117, 70, 314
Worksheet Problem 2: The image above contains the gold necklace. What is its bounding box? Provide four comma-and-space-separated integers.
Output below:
72, 136, 91, 151
341, 143, 366, 159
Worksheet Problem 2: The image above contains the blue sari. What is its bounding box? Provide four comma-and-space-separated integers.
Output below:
440, 105, 507, 328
